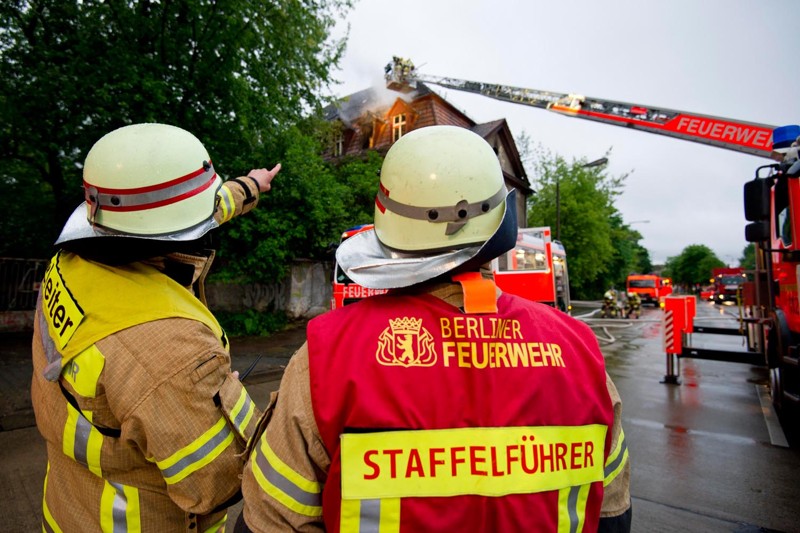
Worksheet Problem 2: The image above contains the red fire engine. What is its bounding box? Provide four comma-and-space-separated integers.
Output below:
711, 266, 746, 305
626, 274, 672, 307
492, 227, 571, 313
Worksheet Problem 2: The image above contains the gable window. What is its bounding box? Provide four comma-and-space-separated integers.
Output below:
392, 113, 407, 142
334, 131, 344, 156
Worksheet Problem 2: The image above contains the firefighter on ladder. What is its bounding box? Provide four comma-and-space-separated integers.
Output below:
235, 125, 631, 532
31, 123, 280, 532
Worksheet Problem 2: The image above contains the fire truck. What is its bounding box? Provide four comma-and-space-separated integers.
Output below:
711, 266, 747, 304
384, 57, 800, 429
626, 273, 672, 307
492, 226, 571, 313
743, 138, 800, 429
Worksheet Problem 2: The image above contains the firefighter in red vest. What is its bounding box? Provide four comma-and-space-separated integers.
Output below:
236, 125, 631, 532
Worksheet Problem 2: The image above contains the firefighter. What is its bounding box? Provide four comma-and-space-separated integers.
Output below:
31, 123, 280, 532
235, 126, 631, 532
602, 287, 619, 318
625, 292, 642, 319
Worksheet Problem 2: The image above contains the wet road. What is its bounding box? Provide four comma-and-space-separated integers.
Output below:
580, 300, 800, 532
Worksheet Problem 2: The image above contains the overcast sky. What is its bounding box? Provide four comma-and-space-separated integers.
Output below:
327, 0, 800, 265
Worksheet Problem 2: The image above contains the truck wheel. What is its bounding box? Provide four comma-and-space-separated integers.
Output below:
771, 367, 784, 413
767, 310, 790, 370
766, 310, 795, 418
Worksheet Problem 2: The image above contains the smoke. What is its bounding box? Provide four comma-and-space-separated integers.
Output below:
334, 80, 415, 127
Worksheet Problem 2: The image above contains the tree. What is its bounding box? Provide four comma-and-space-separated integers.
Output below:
524, 144, 646, 299
663, 244, 725, 288
214, 119, 382, 281
739, 243, 756, 271
0, 0, 352, 261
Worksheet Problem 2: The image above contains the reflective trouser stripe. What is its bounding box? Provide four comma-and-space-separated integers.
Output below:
604, 428, 628, 486
42, 463, 64, 533
340, 498, 400, 533
230, 386, 256, 441
557, 484, 590, 533
63, 403, 103, 477
203, 514, 228, 533
100, 480, 141, 532
251, 437, 322, 517
217, 186, 235, 223
156, 417, 235, 484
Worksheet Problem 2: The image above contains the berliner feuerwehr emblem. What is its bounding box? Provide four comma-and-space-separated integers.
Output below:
376, 317, 437, 367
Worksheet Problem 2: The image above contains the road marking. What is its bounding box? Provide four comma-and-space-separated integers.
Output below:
755, 384, 789, 448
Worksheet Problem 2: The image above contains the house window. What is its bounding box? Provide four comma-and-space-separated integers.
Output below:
334, 131, 344, 156
392, 114, 407, 142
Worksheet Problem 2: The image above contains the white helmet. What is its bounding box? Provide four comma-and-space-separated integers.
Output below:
374, 125, 507, 251
336, 125, 517, 289
56, 123, 222, 244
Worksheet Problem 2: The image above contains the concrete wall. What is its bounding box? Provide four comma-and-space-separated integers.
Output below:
206, 259, 333, 319
0, 260, 333, 333
0, 311, 35, 333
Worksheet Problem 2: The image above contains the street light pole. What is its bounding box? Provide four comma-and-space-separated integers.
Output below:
556, 179, 560, 241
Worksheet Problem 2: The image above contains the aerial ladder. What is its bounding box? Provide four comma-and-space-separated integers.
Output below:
385, 56, 784, 159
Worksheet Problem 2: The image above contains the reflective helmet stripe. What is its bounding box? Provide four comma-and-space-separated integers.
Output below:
84, 164, 216, 213
375, 185, 505, 223
376, 185, 506, 235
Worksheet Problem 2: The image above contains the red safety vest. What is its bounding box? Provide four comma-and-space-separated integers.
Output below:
308, 291, 613, 532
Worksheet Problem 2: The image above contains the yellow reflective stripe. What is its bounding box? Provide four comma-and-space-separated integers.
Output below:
62, 344, 105, 397
557, 484, 590, 533
100, 480, 141, 533
340, 498, 401, 533
156, 417, 234, 485
604, 428, 628, 486
251, 437, 322, 517
84, 412, 103, 477
341, 425, 606, 499
202, 514, 227, 533
217, 186, 235, 223
340, 499, 360, 531
230, 386, 256, 440
42, 463, 64, 533
62, 403, 78, 462
379, 498, 401, 533
62, 402, 103, 477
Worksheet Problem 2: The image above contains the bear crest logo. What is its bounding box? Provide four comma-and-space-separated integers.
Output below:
376, 317, 437, 367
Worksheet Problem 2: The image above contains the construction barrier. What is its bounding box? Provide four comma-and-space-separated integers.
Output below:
662, 295, 695, 384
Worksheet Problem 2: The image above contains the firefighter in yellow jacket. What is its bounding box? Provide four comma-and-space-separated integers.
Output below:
235, 126, 631, 532
31, 123, 280, 532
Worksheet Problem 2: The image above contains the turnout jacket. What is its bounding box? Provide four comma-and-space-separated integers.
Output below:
238, 282, 631, 532
31, 178, 262, 533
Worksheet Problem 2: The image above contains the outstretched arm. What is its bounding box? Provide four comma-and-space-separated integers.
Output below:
215, 164, 281, 224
